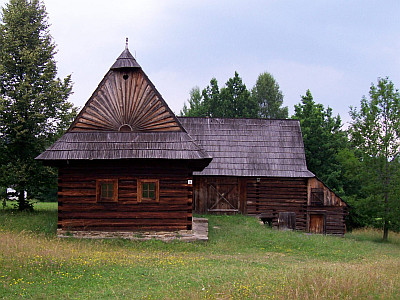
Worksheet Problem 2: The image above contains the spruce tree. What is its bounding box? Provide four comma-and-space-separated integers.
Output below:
251, 72, 288, 119
293, 90, 345, 192
0, 0, 76, 210
220, 72, 258, 118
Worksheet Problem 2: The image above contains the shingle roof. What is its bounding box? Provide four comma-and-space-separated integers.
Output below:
178, 117, 314, 177
36, 47, 212, 169
110, 48, 141, 69
36, 47, 314, 178
36, 131, 211, 162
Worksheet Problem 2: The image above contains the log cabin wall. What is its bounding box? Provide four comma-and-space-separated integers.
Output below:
193, 176, 347, 234
246, 177, 308, 230
194, 176, 308, 230
307, 207, 347, 235
57, 160, 193, 232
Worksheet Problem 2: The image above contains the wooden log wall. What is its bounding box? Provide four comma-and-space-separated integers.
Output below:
246, 177, 308, 230
307, 207, 347, 235
192, 176, 347, 234
307, 177, 348, 235
57, 160, 193, 231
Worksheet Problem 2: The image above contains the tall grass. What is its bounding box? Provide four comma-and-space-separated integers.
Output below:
1, 203, 399, 299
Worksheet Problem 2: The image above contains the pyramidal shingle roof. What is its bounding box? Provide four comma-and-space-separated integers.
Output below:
36, 47, 211, 167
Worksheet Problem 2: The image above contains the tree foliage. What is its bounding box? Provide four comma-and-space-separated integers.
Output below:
180, 71, 283, 119
202, 78, 224, 117
251, 72, 288, 119
292, 90, 346, 192
349, 77, 400, 240
219, 72, 257, 118
180, 87, 205, 117
0, 0, 77, 210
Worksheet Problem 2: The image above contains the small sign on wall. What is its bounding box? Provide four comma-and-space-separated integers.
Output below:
188, 179, 193, 185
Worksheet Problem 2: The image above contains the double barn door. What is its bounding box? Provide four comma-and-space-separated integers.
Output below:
207, 178, 239, 213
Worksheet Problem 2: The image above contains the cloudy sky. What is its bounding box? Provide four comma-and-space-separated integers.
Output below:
2, 0, 400, 124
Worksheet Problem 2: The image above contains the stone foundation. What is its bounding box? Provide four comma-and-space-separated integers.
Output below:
57, 217, 208, 242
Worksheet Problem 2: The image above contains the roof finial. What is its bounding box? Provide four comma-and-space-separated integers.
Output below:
125, 37, 128, 50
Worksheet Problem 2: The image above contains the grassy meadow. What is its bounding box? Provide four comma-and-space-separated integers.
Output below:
0, 202, 400, 299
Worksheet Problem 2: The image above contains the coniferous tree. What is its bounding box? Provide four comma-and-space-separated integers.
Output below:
0, 0, 77, 210
292, 90, 346, 192
181, 72, 258, 118
251, 72, 288, 119
180, 87, 205, 117
202, 78, 224, 117
220, 72, 258, 118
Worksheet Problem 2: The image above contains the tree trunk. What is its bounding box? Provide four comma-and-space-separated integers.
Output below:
383, 190, 389, 241
17, 190, 31, 211
383, 220, 389, 241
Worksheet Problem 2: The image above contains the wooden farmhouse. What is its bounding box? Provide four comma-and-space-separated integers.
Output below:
37, 46, 347, 236
37, 46, 212, 233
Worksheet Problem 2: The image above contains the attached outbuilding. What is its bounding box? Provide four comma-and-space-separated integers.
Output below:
179, 117, 348, 235
37, 46, 347, 236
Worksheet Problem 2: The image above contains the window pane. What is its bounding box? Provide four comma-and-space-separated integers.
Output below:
141, 182, 157, 200
139, 180, 158, 201
101, 183, 113, 199
107, 184, 113, 198
142, 183, 147, 198
149, 190, 155, 199
101, 184, 107, 196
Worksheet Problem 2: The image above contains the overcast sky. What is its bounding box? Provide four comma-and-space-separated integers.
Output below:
1, 0, 400, 124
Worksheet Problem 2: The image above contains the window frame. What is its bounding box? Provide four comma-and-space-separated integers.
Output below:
96, 179, 118, 202
137, 179, 159, 203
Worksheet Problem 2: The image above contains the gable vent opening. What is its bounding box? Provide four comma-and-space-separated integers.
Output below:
119, 124, 133, 132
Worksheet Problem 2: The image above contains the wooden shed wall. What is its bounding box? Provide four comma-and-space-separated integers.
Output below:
246, 177, 308, 231
57, 161, 193, 231
307, 207, 347, 235
307, 177, 347, 234
307, 177, 346, 207
193, 176, 308, 230
193, 176, 347, 235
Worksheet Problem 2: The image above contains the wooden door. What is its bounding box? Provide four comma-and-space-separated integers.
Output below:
278, 212, 296, 230
207, 178, 239, 213
309, 214, 324, 234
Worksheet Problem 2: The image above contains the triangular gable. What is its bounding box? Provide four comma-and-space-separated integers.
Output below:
69, 49, 184, 132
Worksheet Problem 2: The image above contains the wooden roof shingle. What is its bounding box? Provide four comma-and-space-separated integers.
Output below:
178, 117, 314, 178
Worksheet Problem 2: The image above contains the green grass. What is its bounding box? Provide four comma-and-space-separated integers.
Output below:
1, 203, 400, 299
0, 202, 57, 235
